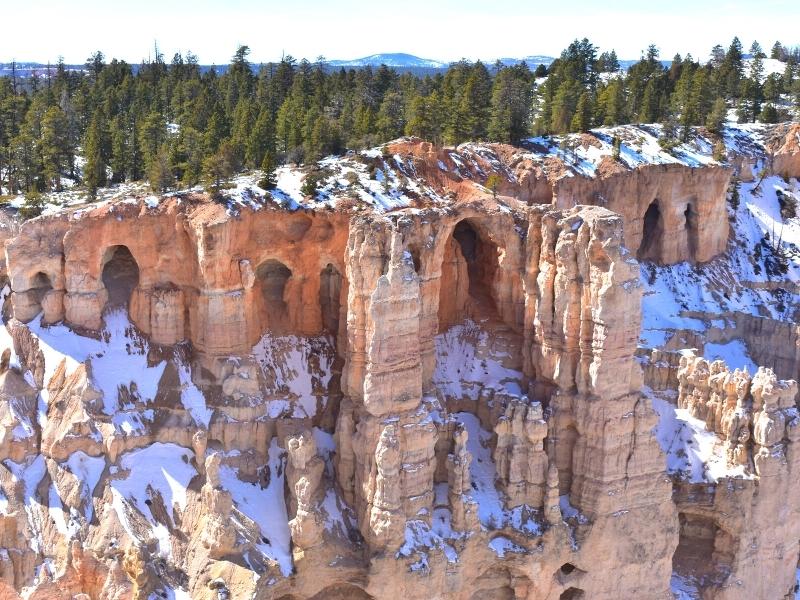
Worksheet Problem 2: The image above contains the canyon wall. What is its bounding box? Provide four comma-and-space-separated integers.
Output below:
388, 137, 732, 265
0, 192, 687, 600
1, 121, 799, 600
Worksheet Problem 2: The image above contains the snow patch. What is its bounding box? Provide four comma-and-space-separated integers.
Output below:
219, 439, 292, 576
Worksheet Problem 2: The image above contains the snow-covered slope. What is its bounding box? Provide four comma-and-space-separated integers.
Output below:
639, 170, 800, 365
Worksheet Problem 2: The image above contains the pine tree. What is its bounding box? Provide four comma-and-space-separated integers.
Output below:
247, 107, 276, 168
763, 74, 781, 103
597, 78, 626, 125
638, 78, 661, 123
659, 111, 680, 152
276, 95, 305, 161
40, 106, 70, 190
109, 115, 130, 183
375, 91, 405, 141
405, 92, 444, 145
570, 91, 593, 132
724, 37, 744, 96
729, 178, 740, 211
712, 139, 726, 161
83, 114, 108, 197
10, 132, 39, 193
793, 77, 800, 112
259, 150, 277, 190
147, 145, 174, 192
759, 103, 778, 123
611, 136, 621, 160
230, 97, 254, 165
173, 126, 205, 187
455, 63, 492, 142
204, 107, 228, 155
138, 111, 166, 174
706, 97, 727, 134
202, 141, 237, 192
304, 106, 336, 161
489, 66, 533, 142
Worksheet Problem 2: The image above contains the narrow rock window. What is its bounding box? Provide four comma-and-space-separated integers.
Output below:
638, 200, 662, 262
257, 259, 292, 332
684, 203, 698, 260
101, 245, 140, 309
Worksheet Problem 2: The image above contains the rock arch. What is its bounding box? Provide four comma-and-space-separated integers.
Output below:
256, 259, 292, 333
638, 200, 663, 262
438, 219, 501, 329
101, 245, 140, 310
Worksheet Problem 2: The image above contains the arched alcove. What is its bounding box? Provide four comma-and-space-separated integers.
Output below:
438, 219, 500, 329
319, 263, 342, 336
101, 246, 140, 309
257, 259, 292, 332
673, 512, 734, 588
638, 200, 663, 262
559, 563, 577, 576
560, 588, 585, 600
469, 566, 518, 600
309, 585, 374, 600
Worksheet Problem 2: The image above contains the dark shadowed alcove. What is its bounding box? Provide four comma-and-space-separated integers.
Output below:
101, 245, 140, 309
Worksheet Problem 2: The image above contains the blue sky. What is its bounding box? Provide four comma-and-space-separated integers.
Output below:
2, 0, 798, 63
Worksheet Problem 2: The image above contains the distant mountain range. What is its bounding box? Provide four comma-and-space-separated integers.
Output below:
328, 53, 559, 70
328, 53, 448, 69
0, 54, 680, 77
0, 54, 558, 78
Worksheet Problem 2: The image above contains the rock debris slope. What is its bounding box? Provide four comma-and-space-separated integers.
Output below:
0, 122, 799, 599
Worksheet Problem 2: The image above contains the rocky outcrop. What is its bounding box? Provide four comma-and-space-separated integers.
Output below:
389, 137, 732, 265
493, 398, 548, 508
552, 163, 731, 264
670, 352, 800, 600
767, 122, 800, 179
286, 430, 325, 550
5, 200, 350, 363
